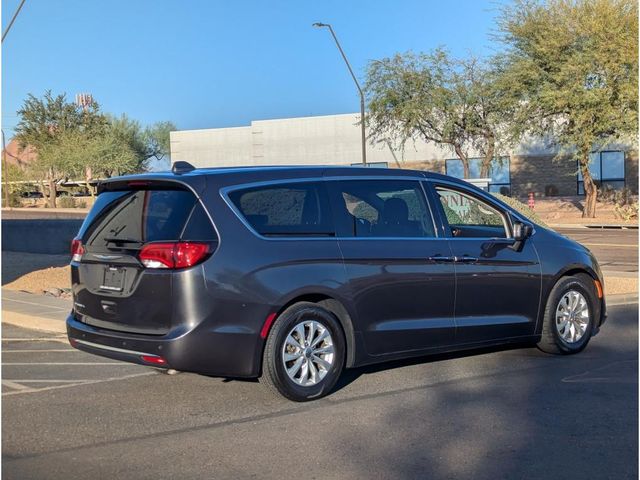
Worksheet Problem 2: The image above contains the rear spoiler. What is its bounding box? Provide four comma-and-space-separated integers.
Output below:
97, 174, 207, 197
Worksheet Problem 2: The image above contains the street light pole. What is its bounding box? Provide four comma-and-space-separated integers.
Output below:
313, 22, 366, 166
2, 129, 10, 208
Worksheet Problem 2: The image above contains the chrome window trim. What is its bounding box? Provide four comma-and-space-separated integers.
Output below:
219, 174, 449, 242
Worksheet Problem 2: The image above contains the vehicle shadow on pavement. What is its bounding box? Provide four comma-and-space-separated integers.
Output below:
334, 342, 537, 392
321, 305, 638, 480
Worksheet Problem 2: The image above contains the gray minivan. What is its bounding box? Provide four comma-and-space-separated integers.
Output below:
67, 164, 606, 401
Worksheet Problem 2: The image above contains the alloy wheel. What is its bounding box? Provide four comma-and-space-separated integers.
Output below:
281, 320, 335, 386
555, 290, 590, 343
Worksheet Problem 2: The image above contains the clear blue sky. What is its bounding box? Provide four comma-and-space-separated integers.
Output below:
2, 0, 504, 140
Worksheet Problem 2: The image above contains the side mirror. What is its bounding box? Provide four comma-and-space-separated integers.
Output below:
512, 221, 534, 244
511, 220, 533, 251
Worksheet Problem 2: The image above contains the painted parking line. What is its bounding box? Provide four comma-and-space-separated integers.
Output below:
2, 362, 130, 366
2, 380, 34, 391
4, 379, 110, 383
3, 349, 76, 353
2, 371, 157, 397
2, 337, 68, 342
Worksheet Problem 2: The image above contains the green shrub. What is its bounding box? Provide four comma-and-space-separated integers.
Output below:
598, 186, 634, 206
58, 197, 77, 208
492, 193, 549, 228
614, 202, 639, 222
2, 191, 23, 208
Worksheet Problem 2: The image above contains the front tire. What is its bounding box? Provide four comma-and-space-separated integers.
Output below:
261, 302, 345, 401
537, 274, 598, 354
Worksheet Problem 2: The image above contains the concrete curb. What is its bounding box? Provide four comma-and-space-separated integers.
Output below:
2, 309, 67, 334
548, 223, 639, 229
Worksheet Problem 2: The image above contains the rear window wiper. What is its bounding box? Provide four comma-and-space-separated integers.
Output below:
103, 237, 144, 245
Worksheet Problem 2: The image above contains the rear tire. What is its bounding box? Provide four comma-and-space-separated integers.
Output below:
260, 302, 345, 401
537, 274, 597, 354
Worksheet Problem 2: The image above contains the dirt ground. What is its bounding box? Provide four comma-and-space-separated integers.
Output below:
532, 197, 638, 225
2, 252, 70, 293
1, 251, 636, 296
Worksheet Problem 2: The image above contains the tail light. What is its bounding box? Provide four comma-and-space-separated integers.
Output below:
138, 242, 211, 269
141, 355, 167, 365
71, 238, 85, 262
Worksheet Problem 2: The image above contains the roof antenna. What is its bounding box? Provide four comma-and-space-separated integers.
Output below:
172, 161, 196, 175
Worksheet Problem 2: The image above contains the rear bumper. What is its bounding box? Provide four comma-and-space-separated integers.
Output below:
66, 314, 263, 377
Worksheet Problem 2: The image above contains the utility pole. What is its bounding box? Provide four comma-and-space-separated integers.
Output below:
313, 22, 367, 166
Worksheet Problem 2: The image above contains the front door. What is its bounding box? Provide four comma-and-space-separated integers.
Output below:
327, 179, 456, 357
430, 183, 542, 344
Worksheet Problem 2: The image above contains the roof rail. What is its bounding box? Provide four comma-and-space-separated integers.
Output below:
172, 161, 196, 174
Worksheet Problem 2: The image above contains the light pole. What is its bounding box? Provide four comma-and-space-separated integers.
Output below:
2, 129, 10, 208
313, 22, 366, 166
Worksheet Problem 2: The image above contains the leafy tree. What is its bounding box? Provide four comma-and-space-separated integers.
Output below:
1, 163, 29, 207
14, 91, 107, 207
144, 121, 176, 168
497, 0, 638, 217
14, 91, 177, 206
37, 128, 140, 197
106, 114, 148, 172
365, 49, 513, 178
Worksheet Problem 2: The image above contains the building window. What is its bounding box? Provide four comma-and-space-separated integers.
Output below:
444, 157, 511, 195
577, 151, 625, 194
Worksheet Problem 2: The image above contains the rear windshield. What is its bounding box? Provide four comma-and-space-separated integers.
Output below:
228, 182, 334, 236
79, 189, 216, 249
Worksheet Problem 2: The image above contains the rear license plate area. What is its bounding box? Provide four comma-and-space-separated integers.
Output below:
101, 267, 126, 292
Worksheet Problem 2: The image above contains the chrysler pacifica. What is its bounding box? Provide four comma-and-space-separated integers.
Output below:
67, 164, 606, 401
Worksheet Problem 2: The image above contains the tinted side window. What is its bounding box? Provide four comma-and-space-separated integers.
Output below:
228, 182, 334, 236
329, 180, 435, 238
80, 189, 202, 250
435, 186, 508, 238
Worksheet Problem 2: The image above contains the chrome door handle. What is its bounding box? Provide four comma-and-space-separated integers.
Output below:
455, 255, 478, 263
427, 255, 455, 263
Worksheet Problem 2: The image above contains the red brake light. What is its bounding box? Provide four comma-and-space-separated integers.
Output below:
71, 238, 85, 262
139, 243, 175, 269
139, 242, 210, 269
174, 242, 210, 268
127, 180, 151, 187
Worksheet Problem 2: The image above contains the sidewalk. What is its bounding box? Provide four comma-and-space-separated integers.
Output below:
1, 288, 637, 335
2, 289, 70, 333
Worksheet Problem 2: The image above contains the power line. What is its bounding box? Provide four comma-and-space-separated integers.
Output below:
2, 0, 27, 43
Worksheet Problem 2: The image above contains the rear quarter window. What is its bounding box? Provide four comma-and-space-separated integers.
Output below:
228, 182, 334, 237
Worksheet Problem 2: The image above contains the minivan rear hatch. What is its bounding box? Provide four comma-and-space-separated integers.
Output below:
71, 180, 217, 335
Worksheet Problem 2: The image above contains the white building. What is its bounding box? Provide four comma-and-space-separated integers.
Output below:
170, 112, 638, 197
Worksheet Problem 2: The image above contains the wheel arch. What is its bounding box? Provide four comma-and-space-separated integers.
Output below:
539, 265, 604, 335
267, 293, 358, 369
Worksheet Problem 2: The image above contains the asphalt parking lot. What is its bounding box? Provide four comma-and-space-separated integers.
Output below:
2, 302, 637, 479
